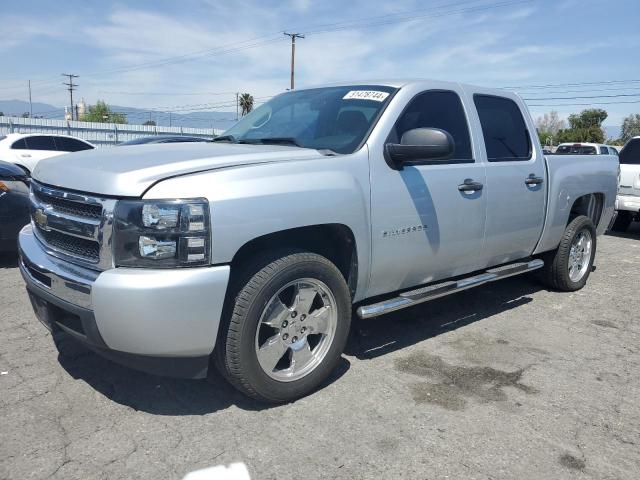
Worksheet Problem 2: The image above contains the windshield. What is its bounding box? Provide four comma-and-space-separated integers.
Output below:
221, 85, 397, 154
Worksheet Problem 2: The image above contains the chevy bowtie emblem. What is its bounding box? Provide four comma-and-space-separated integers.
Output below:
34, 208, 48, 229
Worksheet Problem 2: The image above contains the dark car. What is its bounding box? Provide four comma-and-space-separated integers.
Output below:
0, 160, 30, 252
118, 135, 211, 146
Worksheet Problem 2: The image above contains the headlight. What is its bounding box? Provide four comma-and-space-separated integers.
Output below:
113, 198, 210, 268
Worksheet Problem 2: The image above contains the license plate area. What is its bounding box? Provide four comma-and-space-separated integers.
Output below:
28, 291, 54, 331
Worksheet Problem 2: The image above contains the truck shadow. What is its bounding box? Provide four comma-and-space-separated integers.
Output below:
54, 332, 351, 415
54, 274, 544, 415
0, 252, 19, 269
605, 221, 640, 239
346, 274, 541, 360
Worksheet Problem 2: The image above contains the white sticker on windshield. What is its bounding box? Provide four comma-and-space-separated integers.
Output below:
343, 90, 390, 102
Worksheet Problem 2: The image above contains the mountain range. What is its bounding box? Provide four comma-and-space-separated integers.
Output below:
0, 99, 237, 132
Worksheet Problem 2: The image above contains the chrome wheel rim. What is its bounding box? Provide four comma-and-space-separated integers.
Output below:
254, 278, 338, 382
568, 229, 592, 282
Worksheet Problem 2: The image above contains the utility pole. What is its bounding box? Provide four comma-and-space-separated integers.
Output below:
62, 73, 79, 121
236, 92, 239, 120
28, 80, 33, 118
283, 32, 304, 90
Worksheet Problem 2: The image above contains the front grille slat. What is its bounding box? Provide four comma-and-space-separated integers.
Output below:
30, 181, 115, 270
40, 230, 100, 262
34, 190, 102, 220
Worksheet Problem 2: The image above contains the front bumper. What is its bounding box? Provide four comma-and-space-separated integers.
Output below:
616, 194, 640, 213
18, 225, 231, 378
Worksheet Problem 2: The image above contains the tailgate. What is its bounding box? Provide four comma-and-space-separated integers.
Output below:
619, 164, 640, 197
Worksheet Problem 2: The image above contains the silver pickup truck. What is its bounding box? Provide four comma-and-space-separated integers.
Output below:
19, 80, 618, 403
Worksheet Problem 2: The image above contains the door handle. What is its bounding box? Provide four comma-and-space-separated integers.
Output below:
525, 174, 544, 185
458, 179, 483, 192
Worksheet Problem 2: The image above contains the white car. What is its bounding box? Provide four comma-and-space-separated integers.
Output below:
554, 142, 619, 155
612, 136, 640, 231
0, 133, 94, 174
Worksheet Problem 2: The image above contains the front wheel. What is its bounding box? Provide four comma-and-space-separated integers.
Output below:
540, 215, 596, 291
215, 251, 351, 403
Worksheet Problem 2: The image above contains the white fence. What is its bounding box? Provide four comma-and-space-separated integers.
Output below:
0, 116, 222, 148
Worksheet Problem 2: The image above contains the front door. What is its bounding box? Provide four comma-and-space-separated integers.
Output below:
367, 89, 487, 298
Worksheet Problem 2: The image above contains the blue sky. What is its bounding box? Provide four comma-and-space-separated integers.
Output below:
1, 0, 639, 126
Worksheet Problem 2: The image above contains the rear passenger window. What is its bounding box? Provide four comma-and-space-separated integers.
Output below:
474, 95, 531, 162
54, 137, 93, 152
26, 136, 56, 151
390, 90, 473, 161
11, 139, 27, 150
600, 146, 609, 154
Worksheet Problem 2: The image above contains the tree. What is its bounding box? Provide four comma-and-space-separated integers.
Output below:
80, 100, 127, 124
0, 112, 4, 117
536, 111, 565, 136
555, 108, 608, 144
143, 120, 156, 126
239, 93, 254, 116
22, 112, 30, 118
620, 114, 640, 143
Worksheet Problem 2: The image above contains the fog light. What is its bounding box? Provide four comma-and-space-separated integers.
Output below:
139, 236, 176, 259
142, 204, 180, 229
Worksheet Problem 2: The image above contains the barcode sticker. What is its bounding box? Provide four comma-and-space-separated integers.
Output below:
343, 90, 390, 102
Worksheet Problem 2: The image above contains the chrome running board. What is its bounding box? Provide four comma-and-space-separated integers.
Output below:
356, 259, 544, 319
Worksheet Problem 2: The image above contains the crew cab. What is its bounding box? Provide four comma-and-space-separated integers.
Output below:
611, 136, 640, 231
0, 133, 94, 175
18, 80, 618, 403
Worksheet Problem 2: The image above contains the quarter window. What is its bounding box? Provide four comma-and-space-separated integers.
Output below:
599, 146, 609, 154
390, 90, 473, 161
474, 95, 531, 162
11, 138, 27, 149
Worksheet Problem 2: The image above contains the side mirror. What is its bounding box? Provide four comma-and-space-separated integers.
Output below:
385, 128, 455, 169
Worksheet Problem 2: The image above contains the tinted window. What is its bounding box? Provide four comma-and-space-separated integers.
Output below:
26, 136, 56, 151
474, 95, 531, 162
390, 90, 472, 160
555, 145, 597, 155
620, 138, 640, 164
54, 137, 93, 152
11, 139, 27, 150
599, 146, 609, 154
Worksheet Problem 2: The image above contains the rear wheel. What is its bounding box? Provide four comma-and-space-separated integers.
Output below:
611, 211, 632, 232
215, 250, 351, 403
540, 215, 596, 291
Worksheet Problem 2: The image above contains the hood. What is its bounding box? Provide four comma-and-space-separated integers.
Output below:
32, 143, 324, 197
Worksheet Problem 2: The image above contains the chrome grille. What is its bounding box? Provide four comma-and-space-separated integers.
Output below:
30, 181, 116, 270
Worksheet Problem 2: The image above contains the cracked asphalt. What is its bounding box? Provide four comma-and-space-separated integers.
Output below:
1, 226, 639, 480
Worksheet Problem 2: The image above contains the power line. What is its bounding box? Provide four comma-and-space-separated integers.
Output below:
526, 100, 640, 107
506, 79, 640, 90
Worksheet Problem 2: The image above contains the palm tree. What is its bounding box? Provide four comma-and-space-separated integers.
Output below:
239, 93, 254, 116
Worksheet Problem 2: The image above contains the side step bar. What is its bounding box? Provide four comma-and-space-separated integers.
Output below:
356, 259, 544, 319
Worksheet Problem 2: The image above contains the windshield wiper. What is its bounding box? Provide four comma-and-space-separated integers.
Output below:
212, 134, 237, 143
238, 137, 303, 147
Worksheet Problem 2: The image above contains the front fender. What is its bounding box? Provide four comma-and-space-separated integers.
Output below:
145, 150, 372, 300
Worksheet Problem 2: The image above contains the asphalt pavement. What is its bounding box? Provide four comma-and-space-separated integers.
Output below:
1, 225, 639, 480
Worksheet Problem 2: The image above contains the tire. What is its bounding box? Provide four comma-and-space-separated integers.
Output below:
539, 215, 597, 292
214, 250, 351, 403
611, 211, 632, 232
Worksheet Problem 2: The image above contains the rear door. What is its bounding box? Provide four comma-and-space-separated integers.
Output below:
471, 94, 546, 265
